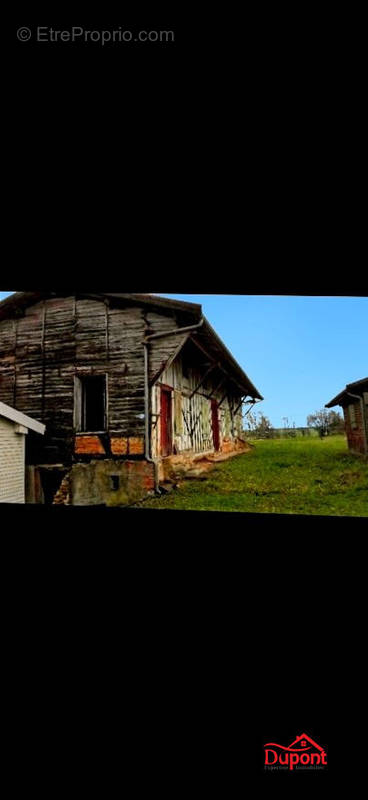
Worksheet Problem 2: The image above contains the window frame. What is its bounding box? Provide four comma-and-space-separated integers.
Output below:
74, 373, 108, 433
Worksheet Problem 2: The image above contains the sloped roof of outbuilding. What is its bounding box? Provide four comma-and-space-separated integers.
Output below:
0, 401, 45, 434
325, 377, 368, 407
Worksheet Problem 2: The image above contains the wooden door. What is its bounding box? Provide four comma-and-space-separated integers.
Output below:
160, 388, 173, 456
211, 399, 220, 451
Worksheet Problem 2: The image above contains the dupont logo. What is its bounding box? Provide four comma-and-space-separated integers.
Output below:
264, 733, 327, 771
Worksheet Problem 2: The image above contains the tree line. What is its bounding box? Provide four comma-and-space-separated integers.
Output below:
244, 409, 345, 439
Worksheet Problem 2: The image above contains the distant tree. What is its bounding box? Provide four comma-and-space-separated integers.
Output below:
245, 411, 258, 433
327, 409, 345, 434
245, 411, 274, 438
307, 410, 330, 437
307, 409, 344, 438
257, 414, 274, 438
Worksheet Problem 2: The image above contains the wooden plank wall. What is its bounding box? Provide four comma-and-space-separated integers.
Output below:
145, 310, 190, 384
0, 296, 200, 465
107, 304, 145, 436
0, 319, 17, 406
151, 352, 243, 457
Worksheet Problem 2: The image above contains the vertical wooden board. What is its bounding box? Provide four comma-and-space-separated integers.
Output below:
148, 311, 189, 383
76, 298, 107, 363
108, 306, 145, 360
44, 296, 75, 365
0, 318, 16, 405
107, 305, 146, 433
42, 298, 75, 432
0, 319, 17, 357
14, 304, 44, 419
181, 394, 190, 451
174, 390, 183, 436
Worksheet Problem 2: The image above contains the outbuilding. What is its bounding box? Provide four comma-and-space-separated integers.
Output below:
0, 402, 45, 502
325, 378, 368, 456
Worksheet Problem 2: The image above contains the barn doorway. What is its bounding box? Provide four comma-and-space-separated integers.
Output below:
211, 399, 220, 451
160, 387, 173, 456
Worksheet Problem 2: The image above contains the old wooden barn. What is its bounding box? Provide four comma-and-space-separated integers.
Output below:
0, 292, 263, 505
326, 378, 368, 456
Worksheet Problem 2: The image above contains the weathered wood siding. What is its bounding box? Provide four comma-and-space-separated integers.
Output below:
343, 398, 368, 455
151, 351, 243, 457
145, 310, 191, 384
0, 295, 200, 465
0, 319, 17, 406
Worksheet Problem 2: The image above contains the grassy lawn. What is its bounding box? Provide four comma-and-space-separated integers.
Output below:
141, 435, 368, 516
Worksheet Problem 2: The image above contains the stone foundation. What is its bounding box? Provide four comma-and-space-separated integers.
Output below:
25, 438, 252, 506
158, 438, 253, 482
63, 459, 155, 506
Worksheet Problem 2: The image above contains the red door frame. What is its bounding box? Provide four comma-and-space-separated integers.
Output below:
211, 399, 220, 451
160, 386, 173, 456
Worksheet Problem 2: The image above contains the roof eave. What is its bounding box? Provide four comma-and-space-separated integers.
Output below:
0, 401, 45, 434
346, 377, 368, 391
326, 377, 368, 407
0, 291, 203, 321
200, 317, 263, 399
325, 396, 344, 408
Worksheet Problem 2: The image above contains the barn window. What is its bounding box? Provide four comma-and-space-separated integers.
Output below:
75, 375, 107, 432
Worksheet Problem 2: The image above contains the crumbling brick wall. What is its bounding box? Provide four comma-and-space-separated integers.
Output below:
53, 473, 71, 505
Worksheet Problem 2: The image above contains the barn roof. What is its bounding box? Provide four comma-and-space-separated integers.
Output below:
325, 377, 368, 407
0, 401, 45, 434
0, 292, 263, 400
198, 318, 263, 399
0, 292, 202, 321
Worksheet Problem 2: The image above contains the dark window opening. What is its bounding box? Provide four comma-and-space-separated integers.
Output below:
110, 475, 120, 491
81, 375, 106, 432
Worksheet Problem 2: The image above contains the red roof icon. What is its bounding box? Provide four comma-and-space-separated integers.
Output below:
287, 733, 325, 752
264, 732, 326, 753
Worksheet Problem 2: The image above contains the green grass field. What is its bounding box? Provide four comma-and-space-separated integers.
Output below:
141, 435, 368, 516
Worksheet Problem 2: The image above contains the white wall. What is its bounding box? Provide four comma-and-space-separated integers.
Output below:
0, 417, 26, 502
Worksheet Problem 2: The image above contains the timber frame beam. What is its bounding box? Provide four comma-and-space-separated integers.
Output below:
189, 333, 253, 398
208, 376, 226, 399
218, 391, 229, 408
233, 396, 247, 417
189, 363, 217, 399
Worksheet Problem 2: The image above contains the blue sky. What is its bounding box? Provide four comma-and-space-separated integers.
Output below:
0, 291, 366, 427
158, 294, 368, 427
